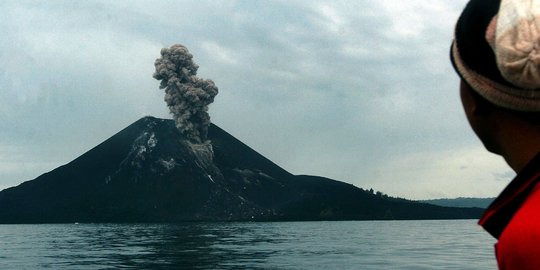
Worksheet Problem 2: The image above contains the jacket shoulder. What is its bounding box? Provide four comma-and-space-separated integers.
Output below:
497, 184, 540, 269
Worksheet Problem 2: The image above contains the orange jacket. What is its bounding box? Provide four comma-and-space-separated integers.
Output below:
479, 154, 540, 269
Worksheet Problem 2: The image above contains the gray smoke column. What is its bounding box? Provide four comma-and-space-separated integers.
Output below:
153, 44, 219, 144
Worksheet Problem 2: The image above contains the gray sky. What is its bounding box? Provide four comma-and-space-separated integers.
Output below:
0, 0, 514, 200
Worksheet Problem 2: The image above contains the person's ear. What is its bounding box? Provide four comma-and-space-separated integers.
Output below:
460, 81, 492, 117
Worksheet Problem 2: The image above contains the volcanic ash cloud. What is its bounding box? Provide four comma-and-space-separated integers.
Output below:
153, 44, 219, 144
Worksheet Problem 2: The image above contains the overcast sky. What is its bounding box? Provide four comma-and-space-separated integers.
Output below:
0, 0, 515, 200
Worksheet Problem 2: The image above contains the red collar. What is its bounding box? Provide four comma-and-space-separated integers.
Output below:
479, 153, 540, 239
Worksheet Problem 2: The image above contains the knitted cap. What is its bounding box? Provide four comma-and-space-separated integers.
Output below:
451, 0, 540, 111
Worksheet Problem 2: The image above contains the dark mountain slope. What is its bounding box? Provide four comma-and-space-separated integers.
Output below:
0, 118, 220, 222
0, 117, 483, 223
276, 175, 482, 220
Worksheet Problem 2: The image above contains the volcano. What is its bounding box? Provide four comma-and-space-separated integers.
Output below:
0, 117, 483, 223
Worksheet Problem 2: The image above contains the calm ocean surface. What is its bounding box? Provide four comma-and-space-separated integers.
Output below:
0, 220, 496, 269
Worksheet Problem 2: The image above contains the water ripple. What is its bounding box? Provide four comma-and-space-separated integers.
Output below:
0, 220, 496, 269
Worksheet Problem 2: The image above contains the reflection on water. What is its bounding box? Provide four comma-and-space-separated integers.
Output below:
0, 220, 496, 269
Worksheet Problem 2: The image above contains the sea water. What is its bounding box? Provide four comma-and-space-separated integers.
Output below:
0, 220, 497, 269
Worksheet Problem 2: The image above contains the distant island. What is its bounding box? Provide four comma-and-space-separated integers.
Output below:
421, 197, 495, 209
0, 117, 484, 223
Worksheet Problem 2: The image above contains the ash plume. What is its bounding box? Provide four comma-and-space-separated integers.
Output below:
153, 44, 219, 144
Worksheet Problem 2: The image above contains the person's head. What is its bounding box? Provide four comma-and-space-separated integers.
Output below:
451, 0, 540, 170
